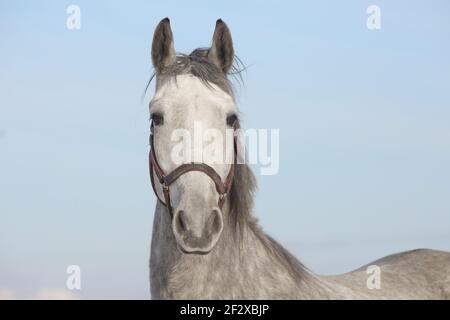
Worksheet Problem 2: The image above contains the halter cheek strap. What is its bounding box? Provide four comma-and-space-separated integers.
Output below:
149, 123, 238, 218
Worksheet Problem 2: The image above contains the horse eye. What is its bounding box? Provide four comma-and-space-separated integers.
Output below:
151, 113, 164, 126
226, 114, 238, 127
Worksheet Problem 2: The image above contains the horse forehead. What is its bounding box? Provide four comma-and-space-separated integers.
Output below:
155, 75, 234, 111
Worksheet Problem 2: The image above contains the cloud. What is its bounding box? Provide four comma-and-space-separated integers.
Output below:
0, 288, 81, 300
32, 288, 81, 300
0, 289, 16, 300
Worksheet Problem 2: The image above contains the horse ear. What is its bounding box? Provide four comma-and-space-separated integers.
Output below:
151, 18, 176, 74
208, 19, 234, 74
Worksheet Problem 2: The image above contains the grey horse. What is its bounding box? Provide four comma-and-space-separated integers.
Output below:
148, 18, 450, 299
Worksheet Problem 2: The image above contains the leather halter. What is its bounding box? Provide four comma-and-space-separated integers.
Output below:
149, 122, 237, 218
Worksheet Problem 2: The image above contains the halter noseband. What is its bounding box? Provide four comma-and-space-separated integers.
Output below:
148, 122, 238, 218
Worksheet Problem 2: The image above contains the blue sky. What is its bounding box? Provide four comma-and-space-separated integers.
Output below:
1, 0, 449, 299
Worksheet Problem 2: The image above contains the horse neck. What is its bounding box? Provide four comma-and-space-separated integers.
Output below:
150, 201, 333, 299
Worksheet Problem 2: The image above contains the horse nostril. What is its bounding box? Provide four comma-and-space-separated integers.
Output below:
175, 210, 188, 234
208, 209, 223, 235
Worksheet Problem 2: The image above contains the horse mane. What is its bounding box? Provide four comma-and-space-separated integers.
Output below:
230, 160, 311, 282
146, 47, 245, 98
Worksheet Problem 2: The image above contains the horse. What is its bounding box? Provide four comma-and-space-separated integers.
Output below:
147, 18, 450, 299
